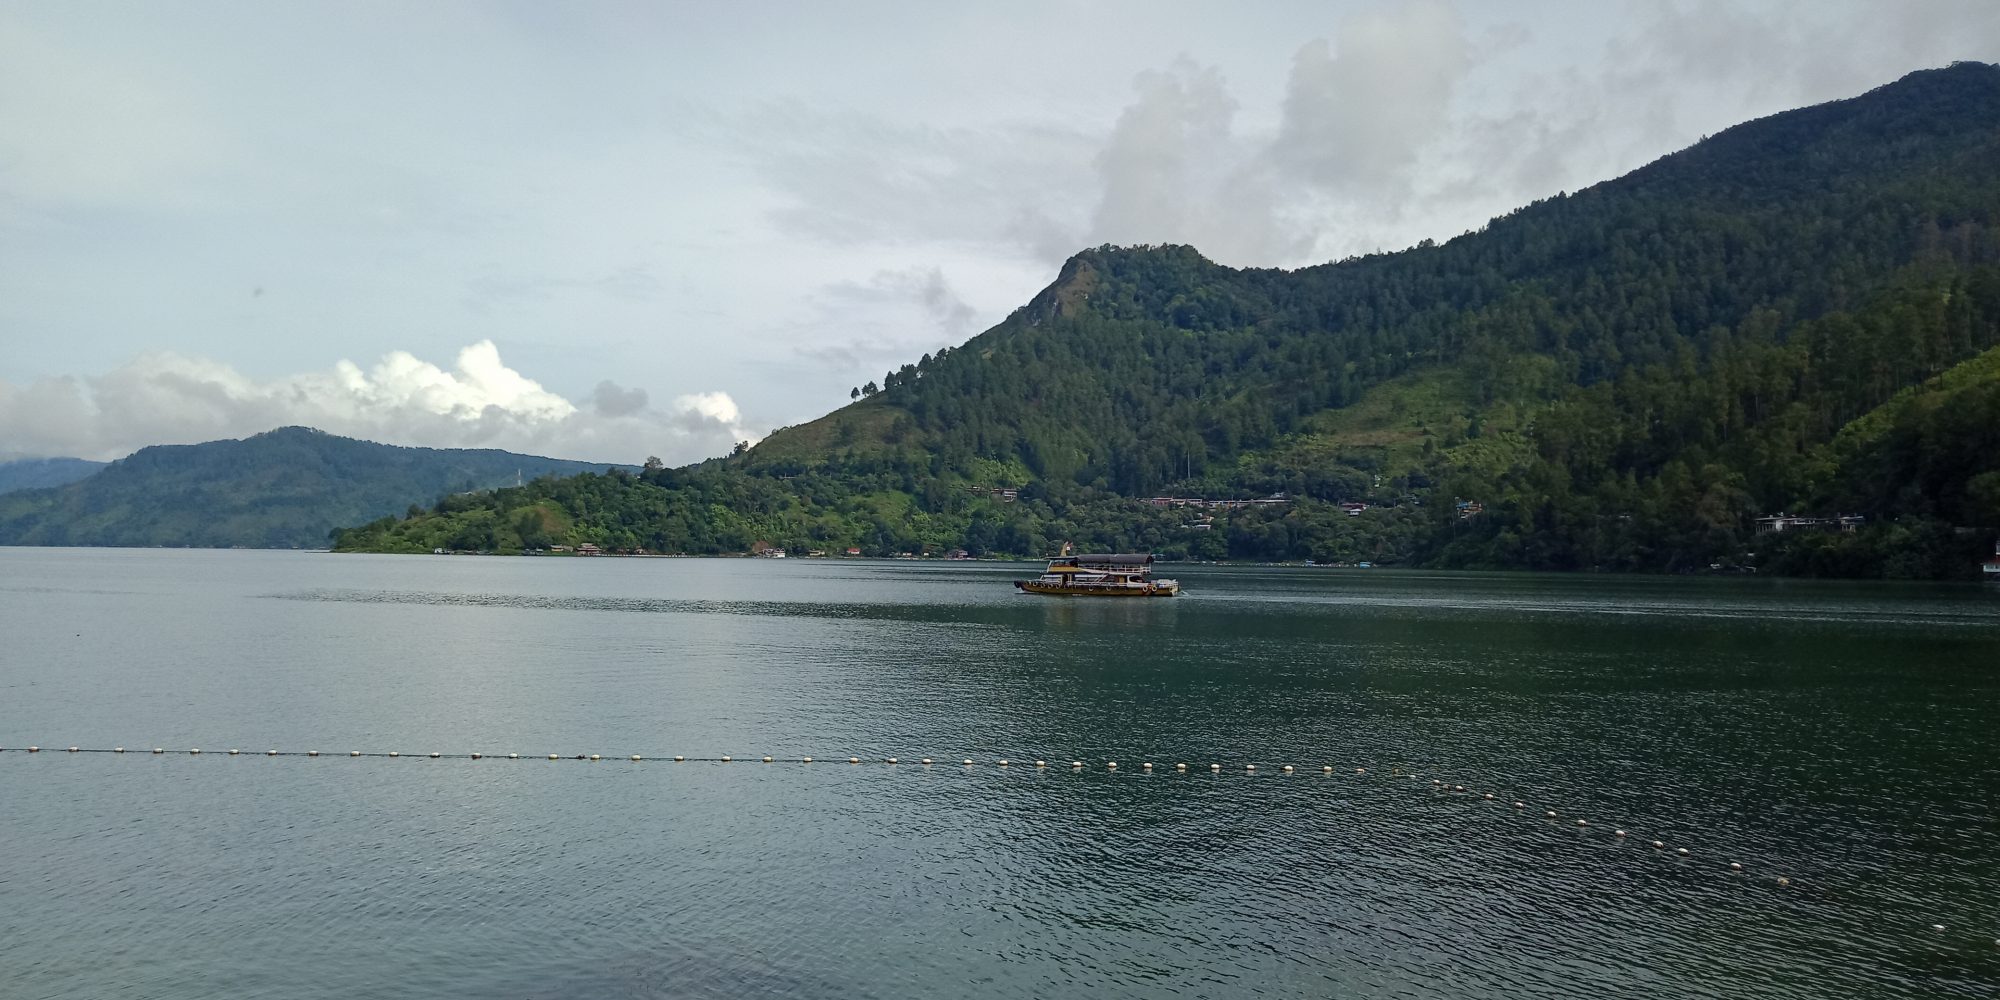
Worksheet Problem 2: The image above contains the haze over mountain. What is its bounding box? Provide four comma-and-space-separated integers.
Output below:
0, 427, 632, 549
337, 64, 2000, 579
0, 457, 105, 495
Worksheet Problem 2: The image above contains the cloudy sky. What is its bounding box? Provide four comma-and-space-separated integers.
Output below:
2, 1, 1995, 464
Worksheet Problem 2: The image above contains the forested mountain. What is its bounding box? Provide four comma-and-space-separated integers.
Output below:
336, 64, 2000, 578
0, 427, 630, 548
0, 457, 105, 495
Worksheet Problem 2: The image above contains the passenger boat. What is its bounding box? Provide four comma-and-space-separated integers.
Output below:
1014, 552, 1179, 597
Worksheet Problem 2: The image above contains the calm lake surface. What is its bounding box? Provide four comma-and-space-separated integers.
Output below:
2, 548, 1997, 999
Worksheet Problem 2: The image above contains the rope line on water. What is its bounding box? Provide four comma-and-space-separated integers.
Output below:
5, 744, 1993, 951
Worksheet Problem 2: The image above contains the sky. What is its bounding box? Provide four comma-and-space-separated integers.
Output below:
2, 1, 1996, 465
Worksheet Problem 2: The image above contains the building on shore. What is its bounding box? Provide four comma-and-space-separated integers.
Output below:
1754, 514, 1864, 534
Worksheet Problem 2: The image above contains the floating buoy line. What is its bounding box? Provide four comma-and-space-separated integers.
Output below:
5, 743, 1991, 949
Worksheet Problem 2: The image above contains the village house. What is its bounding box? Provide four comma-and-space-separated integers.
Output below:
1146, 494, 1292, 511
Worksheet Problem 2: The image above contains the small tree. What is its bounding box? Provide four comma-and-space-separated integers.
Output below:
850, 386, 861, 400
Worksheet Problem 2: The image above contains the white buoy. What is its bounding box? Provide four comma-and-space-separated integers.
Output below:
470, 753, 481, 759
674, 755, 684, 761
1034, 760, 1044, 767
1246, 764, 1256, 771
1614, 829, 1626, 836
114, 747, 125, 753
1211, 763, 1222, 771
1676, 847, 1689, 856
1072, 761, 1084, 768
26, 746, 39, 753
1143, 763, 1153, 770
588, 754, 600, 761
191, 749, 201, 755
1484, 793, 1494, 800
349, 750, 359, 757
1513, 801, 1524, 808
922, 758, 933, 765
997, 760, 1008, 766
1355, 767, 1366, 774
1777, 876, 1791, 886
1323, 766, 1333, 773
631, 755, 641, 761
1454, 785, 1465, 792
964, 759, 975, 766
388, 751, 399, 758
433, 752, 444, 759
763, 756, 773, 763
548, 753, 558, 760
267, 750, 278, 756
509, 753, 520, 759
1652, 840, 1665, 848
154, 748, 164, 754
1282, 765, 1294, 772
68, 746, 79, 753
1178, 763, 1188, 771
1546, 810, 1557, 818
850, 757, 860, 764
229, 749, 240, 755
1932, 924, 1946, 932
802, 757, 813, 763
1576, 819, 1588, 827
1730, 862, 1743, 871
721, 755, 732, 762
1107, 762, 1118, 769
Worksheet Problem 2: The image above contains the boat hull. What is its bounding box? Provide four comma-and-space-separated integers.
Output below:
1014, 580, 1179, 597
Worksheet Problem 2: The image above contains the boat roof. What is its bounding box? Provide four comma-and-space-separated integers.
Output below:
1071, 553, 1153, 565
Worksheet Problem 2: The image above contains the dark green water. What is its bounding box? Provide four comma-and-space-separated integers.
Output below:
2, 549, 1997, 998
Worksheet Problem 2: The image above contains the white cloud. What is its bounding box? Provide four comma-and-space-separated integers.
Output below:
738, 3, 1485, 268
0, 342, 753, 465
1268, 2, 1472, 195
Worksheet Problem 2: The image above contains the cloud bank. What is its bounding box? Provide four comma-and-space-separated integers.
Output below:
750, 0, 2000, 273
0, 342, 753, 465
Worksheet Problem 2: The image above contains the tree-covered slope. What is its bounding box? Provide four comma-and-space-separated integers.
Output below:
751, 63, 2000, 497
340, 64, 2000, 578
0, 427, 631, 548
0, 457, 105, 495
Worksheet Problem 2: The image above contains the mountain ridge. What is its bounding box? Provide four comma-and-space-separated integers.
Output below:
0, 426, 634, 548
324, 63, 2000, 575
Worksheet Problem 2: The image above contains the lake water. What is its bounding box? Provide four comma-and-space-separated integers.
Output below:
2, 548, 1997, 999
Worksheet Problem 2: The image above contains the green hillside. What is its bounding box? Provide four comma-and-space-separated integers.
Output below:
0, 427, 631, 548
337, 64, 2000, 578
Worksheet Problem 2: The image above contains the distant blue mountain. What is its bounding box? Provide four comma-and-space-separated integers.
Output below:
0, 457, 107, 495
0, 426, 634, 548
